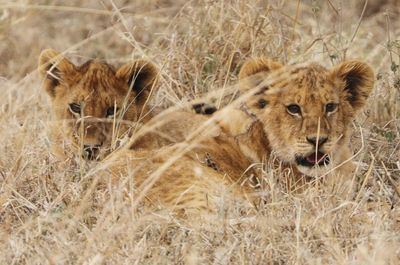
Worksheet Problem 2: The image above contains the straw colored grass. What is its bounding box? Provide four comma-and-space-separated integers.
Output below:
0, 0, 399, 264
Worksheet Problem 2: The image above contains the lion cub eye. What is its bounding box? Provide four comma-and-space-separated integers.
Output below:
69, 103, 81, 115
106, 106, 119, 118
287, 104, 301, 115
325, 103, 338, 113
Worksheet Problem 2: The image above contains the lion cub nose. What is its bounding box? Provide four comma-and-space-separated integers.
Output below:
306, 136, 328, 147
83, 144, 101, 160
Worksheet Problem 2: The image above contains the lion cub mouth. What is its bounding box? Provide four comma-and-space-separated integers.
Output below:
296, 152, 330, 167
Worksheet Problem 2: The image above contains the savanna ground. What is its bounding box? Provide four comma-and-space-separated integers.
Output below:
0, 0, 400, 264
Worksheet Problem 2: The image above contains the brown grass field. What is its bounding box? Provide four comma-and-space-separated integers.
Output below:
1, 0, 400, 264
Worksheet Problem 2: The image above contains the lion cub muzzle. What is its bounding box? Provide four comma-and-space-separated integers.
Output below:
76, 121, 107, 160
306, 136, 328, 147
296, 135, 330, 168
83, 144, 102, 160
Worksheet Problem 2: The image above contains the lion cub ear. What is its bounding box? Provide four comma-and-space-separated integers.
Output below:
38, 49, 76, 97
116, 60, 158, 102
331, 61, 374, 112
238, 57, 283, 92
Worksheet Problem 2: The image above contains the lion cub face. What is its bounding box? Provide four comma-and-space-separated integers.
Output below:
39, 49, 158, 160
239, 58, 374, 176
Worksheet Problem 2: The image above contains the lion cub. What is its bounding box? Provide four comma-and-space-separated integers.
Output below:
39, 49, 161, 160
107, 57, 375, 215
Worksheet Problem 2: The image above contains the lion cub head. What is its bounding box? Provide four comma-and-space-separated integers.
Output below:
39, 49, 158, 160
239, 57, 374, 176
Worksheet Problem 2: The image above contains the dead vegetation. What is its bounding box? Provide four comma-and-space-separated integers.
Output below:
0, 0, 399, 264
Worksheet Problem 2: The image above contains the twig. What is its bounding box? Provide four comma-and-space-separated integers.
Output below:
381, 161, 400, 199
343, 0, 368, 59
326, 0, 339, 16
0, 4, 124, 16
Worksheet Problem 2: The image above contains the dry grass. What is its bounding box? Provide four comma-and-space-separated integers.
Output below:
0, 0, 399, 264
